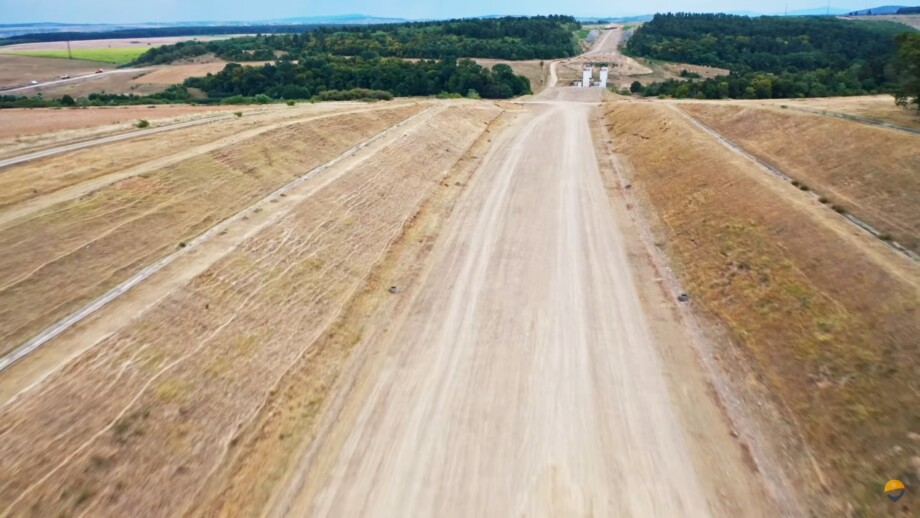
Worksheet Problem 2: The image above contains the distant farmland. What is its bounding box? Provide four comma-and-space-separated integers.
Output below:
9, 47, 150, 64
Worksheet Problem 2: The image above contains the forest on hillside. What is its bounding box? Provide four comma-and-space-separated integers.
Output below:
626, 13, 915, 99
119, 16, 579, 102
133, 15, 581, 66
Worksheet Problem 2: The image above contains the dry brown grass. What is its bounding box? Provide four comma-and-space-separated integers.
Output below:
0, 104, 498, 516
840, 14, 920, 30
131, 59, 272, 86
27, 70, 169, 99
0, 36, 243, 53
719, 95, 920, 131
680, 102, 920, 251
0, 104, 424, 356
0, 104, 243, 143
605, 101, 919, 516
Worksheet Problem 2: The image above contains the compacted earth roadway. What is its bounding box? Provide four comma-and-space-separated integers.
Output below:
270, 86, 781, 517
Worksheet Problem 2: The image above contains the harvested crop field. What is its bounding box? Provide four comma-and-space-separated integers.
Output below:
840, 14, 920, 30
0, 103, 425, 358
604, 101, 919, 517
678, 102, 920, 252
12, 68, 165, 99
0, 54, 110, 89
0, 36, 243, 53
0, 102, 499, 516
134, 60, 274, 85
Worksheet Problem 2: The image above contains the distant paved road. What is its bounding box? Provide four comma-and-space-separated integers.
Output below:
0, 68, 143, 95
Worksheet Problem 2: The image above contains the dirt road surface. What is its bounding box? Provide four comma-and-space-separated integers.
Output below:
271, 88, 773, 516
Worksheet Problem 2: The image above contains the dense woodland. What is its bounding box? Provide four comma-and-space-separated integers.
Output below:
894, 32, 920, 110
133, 16, 581, 65
185, 56, 532, 100
131, 16, 577, 101
627, 13, 916, 100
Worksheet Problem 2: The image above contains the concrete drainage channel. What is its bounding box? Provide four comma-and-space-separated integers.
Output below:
671, 105, 919, 262
0, 107, 435, 373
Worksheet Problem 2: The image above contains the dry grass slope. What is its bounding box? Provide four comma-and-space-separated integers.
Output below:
604, 101, 919, 516
0, 104, 499, 516
0, 105, 423, 355
680, 103, 920, 252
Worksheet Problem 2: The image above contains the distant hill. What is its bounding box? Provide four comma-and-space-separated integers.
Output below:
266, 14, 409, 25
783, 6, 851, 15
847, 5, 911, 14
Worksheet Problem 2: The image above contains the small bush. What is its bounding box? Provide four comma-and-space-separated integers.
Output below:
286, 100, 295, 106
780, 104, 788, 109
798, 184, 810, 191
791, 179, 800, 187
234, 111, 243, 117
466, 89, 481, 99
832, 204, 847, 214
818, 196, 829, 203
436, 92, 463, 99
878, 233, 892, 241
136, 119, 150, 129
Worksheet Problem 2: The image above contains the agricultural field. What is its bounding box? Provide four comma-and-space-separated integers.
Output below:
7, 47, 151, 64
0, 35, 243, 52
0, 54, 110, 89
604, 100, 919, 517
133, 61, 241, 84
840, 14, 920, 30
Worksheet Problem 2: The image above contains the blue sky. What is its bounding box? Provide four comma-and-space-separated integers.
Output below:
0, 0, 879, 24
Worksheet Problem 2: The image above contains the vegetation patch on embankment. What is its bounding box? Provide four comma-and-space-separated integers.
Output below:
604, 101, 919, 516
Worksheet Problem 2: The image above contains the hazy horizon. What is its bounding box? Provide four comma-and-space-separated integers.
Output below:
0, 0, 890, 25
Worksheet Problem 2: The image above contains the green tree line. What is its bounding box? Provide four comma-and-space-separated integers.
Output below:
184, 56, 532, 100
626, 13, 916, 101
132, 16, 581, 66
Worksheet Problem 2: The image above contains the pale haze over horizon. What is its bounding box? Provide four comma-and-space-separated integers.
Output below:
0, 0, 885, 24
